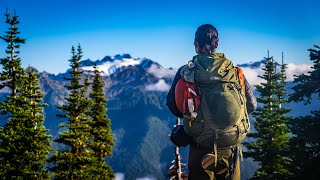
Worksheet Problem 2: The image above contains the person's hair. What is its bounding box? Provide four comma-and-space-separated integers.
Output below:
195, 24, 218, 54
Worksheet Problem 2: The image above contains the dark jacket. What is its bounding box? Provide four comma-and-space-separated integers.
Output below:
166, 67, 184, 118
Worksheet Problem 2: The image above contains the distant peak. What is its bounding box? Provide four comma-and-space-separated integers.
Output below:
122, 53, 132, 59
81, 54, 141, 76
138, 58, 160, 69
237, 59, 266, 68
81, 59, 95, 67
100, 56, 112, 63
113, 54, 132, 60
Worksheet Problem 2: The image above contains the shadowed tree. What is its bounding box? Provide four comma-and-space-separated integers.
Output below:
288, 45, 320, 179
244, 55, 292, 179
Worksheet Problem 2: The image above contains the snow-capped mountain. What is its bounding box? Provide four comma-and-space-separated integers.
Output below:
80, 54, 178, 81
81, 54, 143, 76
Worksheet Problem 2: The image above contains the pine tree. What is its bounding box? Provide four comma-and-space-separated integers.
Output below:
0, 10, 51, 179
18, 67, 51, 178
87, 64, 114, 179
244, 55, 292, 179
290, 45, 320, 103
288, 45, 320, 178
49, 45, 94, 179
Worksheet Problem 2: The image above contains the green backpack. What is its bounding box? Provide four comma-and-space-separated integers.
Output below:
180, 53, 250, 150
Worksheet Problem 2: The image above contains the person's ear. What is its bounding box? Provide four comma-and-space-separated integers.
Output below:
194, 40, 199, 54
215, 39, 219, 48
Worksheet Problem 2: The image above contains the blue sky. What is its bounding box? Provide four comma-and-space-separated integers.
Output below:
0, 0, 319, 74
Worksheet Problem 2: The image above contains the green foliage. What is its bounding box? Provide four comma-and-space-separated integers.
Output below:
244, 56, 292, 179
288, 45, 320, 179
0, 9, 25, 97
49, 46, 115, 179
88, 64, 115, 179
49, 45, 95, 179
290, 45, 320, 104
0, 10, 51, 179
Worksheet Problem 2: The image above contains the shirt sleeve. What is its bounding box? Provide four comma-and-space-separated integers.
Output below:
166, 67, 184, 118
244, 75, 257, 114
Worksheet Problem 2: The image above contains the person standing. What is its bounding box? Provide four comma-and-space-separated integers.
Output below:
166, 24, 257, 180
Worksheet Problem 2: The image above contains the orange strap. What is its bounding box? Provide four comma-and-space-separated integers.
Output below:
235, 66, 246, 94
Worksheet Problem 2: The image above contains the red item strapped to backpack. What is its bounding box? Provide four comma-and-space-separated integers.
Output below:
175, 78, 200, 117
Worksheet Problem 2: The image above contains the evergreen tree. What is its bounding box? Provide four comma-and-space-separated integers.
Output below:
290, 45, 320, 103
49, 45, 93, 179
18, 67, 51, 178
288, 45, 320, 179
244, 56, 292, 179
87, 64, 114, 179
0, 10, 50, 179
0, 9, 25, 101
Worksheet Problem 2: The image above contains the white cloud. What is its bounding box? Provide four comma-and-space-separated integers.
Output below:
115, 173, 125, 180
240, 63, 312, 86
145, 79, 171, 92
286, 63, 312, 81
136, 176, 156, 180
147, 64, 177, 78
241, 66, 265, 86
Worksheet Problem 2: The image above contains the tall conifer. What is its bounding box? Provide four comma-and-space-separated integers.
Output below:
289, 45, 320, 178
87, 64, 114, 179
0, 10, 50, 179
244, 56, 292, 179
49, 45, 93, 179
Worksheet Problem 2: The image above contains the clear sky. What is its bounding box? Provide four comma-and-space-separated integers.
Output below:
0, 0, 319, 74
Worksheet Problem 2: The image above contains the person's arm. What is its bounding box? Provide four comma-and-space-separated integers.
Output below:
244, 75, 257, 114
166, 67, 184, 118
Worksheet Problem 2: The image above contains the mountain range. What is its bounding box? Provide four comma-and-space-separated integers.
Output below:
0, 54, 318, 180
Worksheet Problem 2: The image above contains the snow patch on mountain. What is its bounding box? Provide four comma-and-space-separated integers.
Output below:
147, 64, 177, 78
81, 57, 142, 76
145, 79, 170, 92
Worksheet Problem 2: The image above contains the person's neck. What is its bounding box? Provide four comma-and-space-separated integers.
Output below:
198, 51, 215, 56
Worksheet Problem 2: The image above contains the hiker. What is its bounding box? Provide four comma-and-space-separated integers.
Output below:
166, 24, 257, 180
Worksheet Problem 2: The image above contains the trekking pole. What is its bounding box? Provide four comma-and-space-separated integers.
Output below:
174, 117, 182, 180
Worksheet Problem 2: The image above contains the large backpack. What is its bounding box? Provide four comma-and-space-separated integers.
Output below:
179, 53, 250, 151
